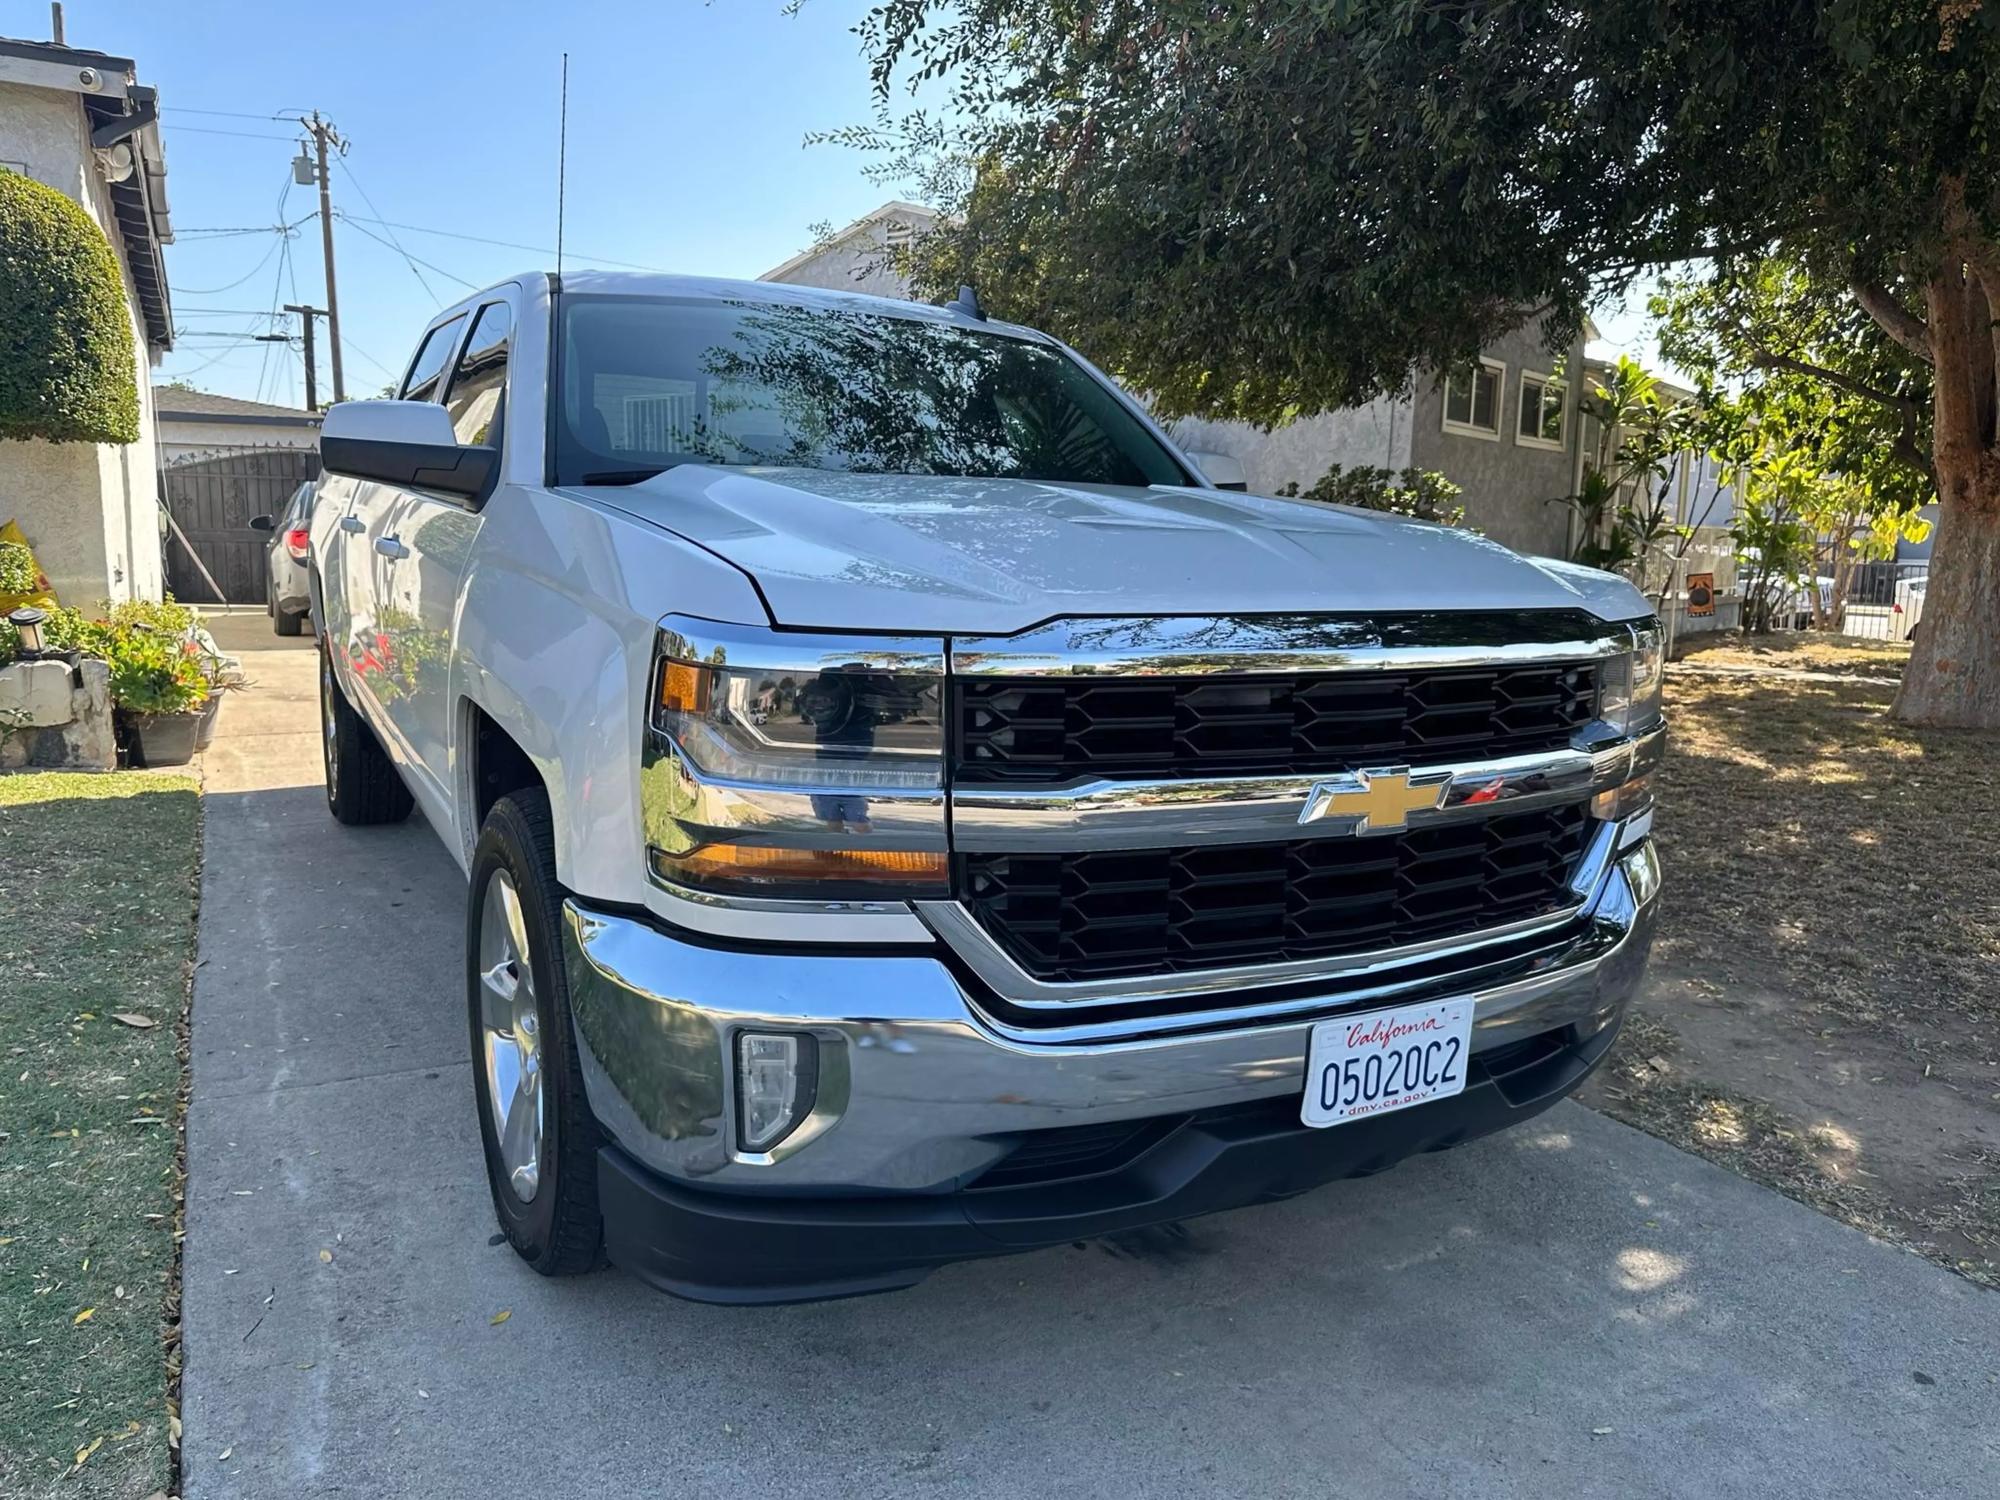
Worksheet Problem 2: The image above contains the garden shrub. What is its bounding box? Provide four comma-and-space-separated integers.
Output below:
0, 171, 141, 444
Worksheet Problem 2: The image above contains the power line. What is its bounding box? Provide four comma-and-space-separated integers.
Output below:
255, 222, 293, 405
338, 215, 480, 293
335, 211, 676, 274
170, 233, 289, 295
340, 334, 402, 382
163, 106, 301, 121
332, 155, 446, 306
175, 225, 295, 239
161, 342, 261, 378
169, 307, 293, 317
166, 124, 300, 142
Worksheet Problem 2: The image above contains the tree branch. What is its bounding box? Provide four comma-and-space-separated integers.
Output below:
1851, 279, 1934, 365
1747, 348, 1915, 412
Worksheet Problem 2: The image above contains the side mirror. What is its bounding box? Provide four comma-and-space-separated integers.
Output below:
320, 400, 497, 500
1185, 449, 1248, 492
248, 514, 275, 532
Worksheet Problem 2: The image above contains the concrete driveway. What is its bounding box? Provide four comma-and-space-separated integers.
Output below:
182, 613, 1999, 1499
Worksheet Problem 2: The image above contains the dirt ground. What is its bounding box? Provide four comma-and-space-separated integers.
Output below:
1581, 633, 2000, 1286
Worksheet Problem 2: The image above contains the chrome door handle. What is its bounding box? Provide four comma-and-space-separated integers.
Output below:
373, 536, 410, 560
338, 516, 364, 533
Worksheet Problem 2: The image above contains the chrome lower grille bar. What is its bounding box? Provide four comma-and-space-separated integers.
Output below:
951, 722, 1663, 852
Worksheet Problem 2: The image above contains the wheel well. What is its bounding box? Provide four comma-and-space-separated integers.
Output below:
467, 705, 544, 829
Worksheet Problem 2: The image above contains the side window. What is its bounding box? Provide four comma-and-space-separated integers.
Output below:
400, 315, 466, 403
443, 302, 513, 446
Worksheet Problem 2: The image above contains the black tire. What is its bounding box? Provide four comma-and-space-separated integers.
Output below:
274, 605, 304, 637
318, 632, 413, 825
467, 790, 605, 1276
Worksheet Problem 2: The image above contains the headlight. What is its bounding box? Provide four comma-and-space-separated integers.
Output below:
643, 620, 948, 899
1599, 622, 1664, 736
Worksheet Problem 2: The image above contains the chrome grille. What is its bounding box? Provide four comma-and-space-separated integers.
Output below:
956, 803, 1594, 984
953, 663, 1599, 785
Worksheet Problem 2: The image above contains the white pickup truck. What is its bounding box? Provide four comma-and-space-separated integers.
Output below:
312, 272, 1664, 1303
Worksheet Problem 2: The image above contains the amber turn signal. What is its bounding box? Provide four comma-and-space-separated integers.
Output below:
1591, 775, 1652, 823
652, 842, 948, 895
657, 659, 712, 716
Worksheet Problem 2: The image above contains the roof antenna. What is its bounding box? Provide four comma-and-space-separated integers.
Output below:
555, 52, 569, 279
952, 283, 986, 322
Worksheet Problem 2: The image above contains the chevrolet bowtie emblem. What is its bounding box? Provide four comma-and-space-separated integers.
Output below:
1298, 767, 1448, 835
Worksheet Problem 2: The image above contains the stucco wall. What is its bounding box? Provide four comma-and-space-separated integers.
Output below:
1168, 396, 1415, 497
1407, 320, 1583, 559
0, 79, 163, 606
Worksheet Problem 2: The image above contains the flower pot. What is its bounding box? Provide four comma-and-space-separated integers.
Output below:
194, 689, 225, 751
124, 709, 204, 768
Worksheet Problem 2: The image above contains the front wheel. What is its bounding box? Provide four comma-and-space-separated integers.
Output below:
467, 790, 605, 1276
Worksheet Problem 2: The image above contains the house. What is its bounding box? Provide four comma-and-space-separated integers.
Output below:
155, 389, 322, 466
759, 201, 942, 299
760, 201, 1588, 558
0, 31, 172, 608
1173, 318, 1592, 558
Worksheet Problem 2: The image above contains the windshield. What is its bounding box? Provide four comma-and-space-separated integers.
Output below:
555, 296, 1191, 488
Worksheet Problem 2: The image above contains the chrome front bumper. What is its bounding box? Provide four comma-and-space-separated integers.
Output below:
563, 830, 1660, 1197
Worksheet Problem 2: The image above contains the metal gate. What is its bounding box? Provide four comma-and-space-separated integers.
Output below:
1839, 561, 1929, 642
161, 446, 321, 605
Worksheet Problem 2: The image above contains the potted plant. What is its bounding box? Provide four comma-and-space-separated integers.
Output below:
99, 599, 244, 754
104, 626, 211, 767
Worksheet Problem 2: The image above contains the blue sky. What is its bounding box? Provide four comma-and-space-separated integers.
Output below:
20, 0, 899, 402
18, 1, 1669, 404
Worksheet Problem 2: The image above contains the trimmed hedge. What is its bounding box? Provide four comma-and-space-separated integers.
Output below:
0, 171, 140, 445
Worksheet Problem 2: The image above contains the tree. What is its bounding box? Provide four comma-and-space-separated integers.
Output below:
1274, 464, 1467, 528
0, 171, 140, 445
1554, 360, 1754, 622
836, 1, 2000, 725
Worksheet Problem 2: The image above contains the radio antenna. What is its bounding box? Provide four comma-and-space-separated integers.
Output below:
555, 52, 569, 278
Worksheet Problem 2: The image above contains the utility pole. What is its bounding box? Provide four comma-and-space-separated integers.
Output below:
257, 304, 329, 411
297, 113, 347, 403
286, 304, 325, 410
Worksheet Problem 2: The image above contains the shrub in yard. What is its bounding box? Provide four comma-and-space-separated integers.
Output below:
0, 538, 36, 594
0, 602, 105, 665
0, 171, 141, 444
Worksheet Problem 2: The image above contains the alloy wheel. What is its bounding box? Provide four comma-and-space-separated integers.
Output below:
477, 870, 545, 1202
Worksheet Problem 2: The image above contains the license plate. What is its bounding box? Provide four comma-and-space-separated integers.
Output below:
1301, 997, 1475, 1128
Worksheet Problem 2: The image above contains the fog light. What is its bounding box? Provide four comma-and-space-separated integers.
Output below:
736, 1032, 818, 1153
1620, 840, 1662, 905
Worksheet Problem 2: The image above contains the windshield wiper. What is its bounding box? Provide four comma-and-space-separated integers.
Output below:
578, 467, 666, 486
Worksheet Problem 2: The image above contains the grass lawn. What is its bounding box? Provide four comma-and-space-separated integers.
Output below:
0, 773, 200, 1498
1582, 638, 2000, 1285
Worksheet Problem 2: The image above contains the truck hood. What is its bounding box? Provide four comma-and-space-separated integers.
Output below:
573, 467, 1652, 635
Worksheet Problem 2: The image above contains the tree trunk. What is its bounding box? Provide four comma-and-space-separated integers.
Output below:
1892, 252, 2000, 726
1893, 475, 2000, 725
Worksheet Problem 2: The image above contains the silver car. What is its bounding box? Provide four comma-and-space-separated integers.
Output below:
248, 481, 316, 636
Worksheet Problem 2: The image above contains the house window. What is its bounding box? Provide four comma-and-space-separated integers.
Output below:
1442, 361, 1503, 438
1517, 371, 1565, 449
